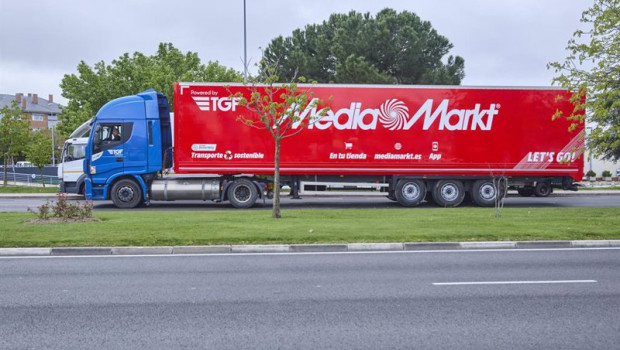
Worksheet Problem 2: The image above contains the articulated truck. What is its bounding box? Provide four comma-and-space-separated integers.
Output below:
83, 83, 584, 208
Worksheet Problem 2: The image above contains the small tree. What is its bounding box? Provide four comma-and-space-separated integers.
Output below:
232, 67, 328, 218
548, 0, 620, 161
0, 101, 30, 186
25, 130, 53, 187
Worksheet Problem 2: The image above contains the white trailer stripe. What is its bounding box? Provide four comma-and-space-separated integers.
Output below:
179, 167, 579, 173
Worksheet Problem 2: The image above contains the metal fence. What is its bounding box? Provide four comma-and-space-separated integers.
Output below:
0, 171, 59, 186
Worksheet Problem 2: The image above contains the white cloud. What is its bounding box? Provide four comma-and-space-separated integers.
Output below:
0, 0, 591, 106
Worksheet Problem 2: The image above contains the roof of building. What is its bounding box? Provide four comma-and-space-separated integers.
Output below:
0, 93, 63, 115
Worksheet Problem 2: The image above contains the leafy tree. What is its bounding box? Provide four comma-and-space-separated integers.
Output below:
0, 101, 30, 186
261, 8, 465, 85
232, 68, 329, 218
58, 43, 243, 137
25, 130, 53, 187
548, 0, 620, 161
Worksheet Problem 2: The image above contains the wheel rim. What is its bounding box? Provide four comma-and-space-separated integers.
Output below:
118, 186, 135, 203
401, 183, 420, 200
440, 183, 459, 201
479, 183, 496, 201
233, 185, 251, 203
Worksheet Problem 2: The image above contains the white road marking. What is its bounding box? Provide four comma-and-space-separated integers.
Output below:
433, 280, 598, 286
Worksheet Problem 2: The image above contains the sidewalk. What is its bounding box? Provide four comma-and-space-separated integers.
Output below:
1, 240, 619, 256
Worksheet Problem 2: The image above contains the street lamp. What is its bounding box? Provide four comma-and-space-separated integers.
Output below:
243, 0, 248, 82
51, 125, 56, 166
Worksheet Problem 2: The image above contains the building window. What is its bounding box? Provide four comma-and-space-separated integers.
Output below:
32, 114, 44, 121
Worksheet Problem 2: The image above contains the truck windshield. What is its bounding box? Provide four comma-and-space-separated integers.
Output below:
62, 143, 86, 162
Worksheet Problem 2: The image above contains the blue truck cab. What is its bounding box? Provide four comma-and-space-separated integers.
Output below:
84, 90, 172, 208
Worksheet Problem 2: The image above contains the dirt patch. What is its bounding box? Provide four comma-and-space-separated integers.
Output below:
26, 217, 101, 224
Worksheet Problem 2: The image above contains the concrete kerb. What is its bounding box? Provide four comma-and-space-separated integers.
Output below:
1, 240, 620, 256
571, 240, 620, 247
111, 246, 173, 255
0, 248, 51, 256
51, 247, 113, 256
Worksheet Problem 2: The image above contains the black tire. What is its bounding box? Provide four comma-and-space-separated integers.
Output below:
517, 187, 535, 197
471, 180, 498, 207
432, 180, 465, 207
110, 178, 143, 209
534, 181, 552, 197
394, 179, 426, 207
228, 179, 259, 208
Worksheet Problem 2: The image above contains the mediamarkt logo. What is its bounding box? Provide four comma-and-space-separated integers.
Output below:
291, 98, 500, 131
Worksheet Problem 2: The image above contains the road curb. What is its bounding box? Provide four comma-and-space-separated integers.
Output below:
516, 241, 572, 249
0, 248, 51, 256
111, 246, 173, 255
51, 247, 113, 256
460, 241, 517, 249
2, 240, 619, 257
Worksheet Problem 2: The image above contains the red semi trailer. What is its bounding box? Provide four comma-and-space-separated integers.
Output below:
81, 83, 585, 208
168, 83, 583, 207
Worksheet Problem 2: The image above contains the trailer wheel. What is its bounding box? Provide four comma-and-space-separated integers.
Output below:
110, 178, 142, 209
471, 180, 497, 207
228, 179, 258, 208
432, 180, 465, 207
395, 179, 426, 207
534, 181, 552, 197
517, 187, 535, 197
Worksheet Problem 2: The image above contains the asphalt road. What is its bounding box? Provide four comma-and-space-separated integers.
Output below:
1, 192, 620, 212
1, 248, 619, 349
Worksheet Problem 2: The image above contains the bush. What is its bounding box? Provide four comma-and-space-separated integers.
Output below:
586, 170, 596, 177
602, 170, 612, 177
28, 193, 94, 221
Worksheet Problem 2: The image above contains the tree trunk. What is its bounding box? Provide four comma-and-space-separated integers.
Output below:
272, 137, 281, 218
40, 168, 45, 188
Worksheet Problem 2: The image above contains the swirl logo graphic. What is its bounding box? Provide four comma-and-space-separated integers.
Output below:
379, 99, 409, 130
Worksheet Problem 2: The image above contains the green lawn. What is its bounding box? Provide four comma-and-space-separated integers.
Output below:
1, 207, 619, 248
578, 186, 620, 190
0, 186, 59, 193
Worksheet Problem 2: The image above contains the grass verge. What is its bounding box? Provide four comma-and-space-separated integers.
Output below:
578, 186, 620, 191
0, 186, 59, 193
1, 207, 619, 247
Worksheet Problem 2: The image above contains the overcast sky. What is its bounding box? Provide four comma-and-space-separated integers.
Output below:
0, 0, 591, 106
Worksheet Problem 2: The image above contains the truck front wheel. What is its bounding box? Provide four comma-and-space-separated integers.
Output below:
432, 180, 465, 207
228, 179, 259, 208
110, 179, 143, 209
395, 179, 426, 207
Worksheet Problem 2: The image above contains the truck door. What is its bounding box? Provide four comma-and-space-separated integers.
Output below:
89, 122, 133, 184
